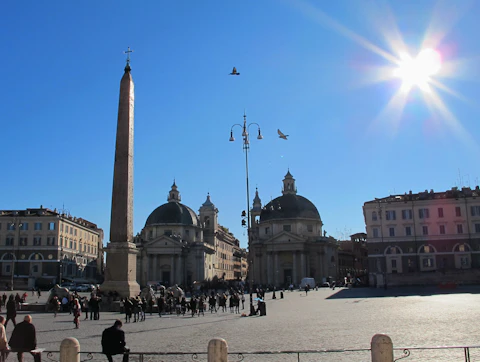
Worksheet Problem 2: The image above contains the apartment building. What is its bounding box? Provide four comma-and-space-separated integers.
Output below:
0, 207, 104, 288
364, 187, 480, 287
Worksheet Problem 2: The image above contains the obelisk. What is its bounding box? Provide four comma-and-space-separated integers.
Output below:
102, 48, 140, 297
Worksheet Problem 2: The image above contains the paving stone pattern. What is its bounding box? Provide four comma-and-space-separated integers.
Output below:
8, 287, 480, 361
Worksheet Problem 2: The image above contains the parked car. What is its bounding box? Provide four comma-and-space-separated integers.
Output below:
60, 283, 76, 290
75, 284, 95, 292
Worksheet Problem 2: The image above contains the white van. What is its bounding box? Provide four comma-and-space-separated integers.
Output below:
300, 277, 316, 289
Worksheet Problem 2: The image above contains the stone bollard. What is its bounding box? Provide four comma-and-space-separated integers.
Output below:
60, 337, 80, 362
208, 338, 228, 362
371, 334, 393, 362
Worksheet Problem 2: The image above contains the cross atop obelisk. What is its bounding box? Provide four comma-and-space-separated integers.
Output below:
124, 47, 133, 70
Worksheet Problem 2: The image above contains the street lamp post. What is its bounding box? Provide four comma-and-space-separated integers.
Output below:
230, 112, 263, 316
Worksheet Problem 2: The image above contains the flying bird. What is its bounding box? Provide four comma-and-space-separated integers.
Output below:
229, 67, 240, 75
277, 129, 288, 140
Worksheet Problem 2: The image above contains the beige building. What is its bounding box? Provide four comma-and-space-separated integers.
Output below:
0, 207, 103, 289
250, 171, 339, 287
135, 182, 244, 287
364, 187, 480, 287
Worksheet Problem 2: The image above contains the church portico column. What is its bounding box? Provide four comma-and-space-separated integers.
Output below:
300, 252, 306, 279
274, 252, 279, 287
267, 252, 272, 285
171, 255, 175, 285
176, 255, 181, 285
292, 251, 297, 285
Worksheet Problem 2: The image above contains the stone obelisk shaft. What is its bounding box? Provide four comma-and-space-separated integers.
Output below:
102, 63, 140, 298
110, 67, 134, 243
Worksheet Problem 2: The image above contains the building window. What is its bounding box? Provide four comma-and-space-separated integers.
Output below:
47, 237, 55, 246
455, 207, 462, 217
386, 210, 396, 220
70, 227, 73, 235
34, 222, 42, 231
60, 224, 63, 232
405, 226, 411, 236
283, 225, 291, 232
60, 236, 63, 246
457, 224, 463, 234
419, 208, 430, 219
439, 225, 446, 235
373, 228, 379, 238
265, 227, 270, 235
372, 211, 378, 221
5, 237, 13, 246
307, 225, 313, 232
20, 237, 27, 246
20, 223, 28, 231
438, 208, 444, 218
391, 259, 397, 268
471, 206, 480, 216
475, 224, 480, 233
423, 258, 434, 268
401, 209, 412, 220
422, 226, 429, 235
389, 227, 395, 237
461, 257, 469, 266
48, 222, 55, 230
33, 237, 41, 246
74, 229, 77, 236
69, 240, 73, 249
7, 223, 15, 231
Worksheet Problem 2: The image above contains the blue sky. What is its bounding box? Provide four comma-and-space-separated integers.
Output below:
2, 0, 480, 248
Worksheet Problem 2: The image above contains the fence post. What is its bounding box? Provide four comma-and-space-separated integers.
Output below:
371, 334, 393, 362
60, 337, 80, 362
208, 338, 228, 362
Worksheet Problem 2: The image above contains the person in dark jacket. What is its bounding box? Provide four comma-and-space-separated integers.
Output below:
5, 294, 16, 328
102, 320, 129, 362
9, 315, 41, 362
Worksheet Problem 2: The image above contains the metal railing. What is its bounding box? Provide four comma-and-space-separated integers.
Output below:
40, 344, 480, 361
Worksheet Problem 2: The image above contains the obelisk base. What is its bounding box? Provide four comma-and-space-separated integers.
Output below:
101, 242, 140, 298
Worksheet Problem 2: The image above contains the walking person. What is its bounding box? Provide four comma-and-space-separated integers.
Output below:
124, 298, 133, 323
190, 296, 197, 317
9, 315, 42, 362
102, 320, 130, 362
157, 296, 164, 318
83, 297, 89, 320
5, 295, 16, 328
0, 316, 8, 362
50, 296, 60, 318
73, 299, 81, 329
241, 293, 245, 310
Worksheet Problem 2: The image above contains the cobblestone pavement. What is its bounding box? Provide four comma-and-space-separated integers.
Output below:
7, 286, 480, 361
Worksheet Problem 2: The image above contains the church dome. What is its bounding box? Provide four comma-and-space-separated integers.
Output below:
145, 202, 200, 227
260, 194, 321, 222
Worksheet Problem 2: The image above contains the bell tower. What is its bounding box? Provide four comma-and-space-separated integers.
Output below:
282, 169, 297, 195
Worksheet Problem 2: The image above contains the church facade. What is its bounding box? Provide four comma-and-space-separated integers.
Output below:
135, 182, 245, 287
250, 171, 338, 287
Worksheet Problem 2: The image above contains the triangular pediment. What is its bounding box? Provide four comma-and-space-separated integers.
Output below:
143, 235, 185, 248
265, 231, 305, 244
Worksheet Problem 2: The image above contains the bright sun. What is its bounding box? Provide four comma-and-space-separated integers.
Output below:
394, 48, 442, 92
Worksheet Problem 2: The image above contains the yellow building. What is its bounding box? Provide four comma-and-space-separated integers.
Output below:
0, 207, 103, 289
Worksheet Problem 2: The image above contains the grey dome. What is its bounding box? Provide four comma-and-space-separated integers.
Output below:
260, 194, 321, 222
145, 202, 200, 226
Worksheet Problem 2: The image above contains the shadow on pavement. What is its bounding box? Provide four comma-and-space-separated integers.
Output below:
326, 285, 480, 299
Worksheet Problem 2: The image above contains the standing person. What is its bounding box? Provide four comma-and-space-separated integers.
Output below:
36, 289, 41, 299
0, 316, 8, 362
305, 284, 310, 296
9, 315, 41, 362
241, 293, 245, 310
50, 296, 60, 318
83, 297, 89, 320
73, 299, 81, 329
157, 296, 164, 318
190, 296, 197, 317
14, 294, 21, 311
5, 295, 16, 328
124, 298, 133, 323
101, 320, 129, 362
1, 294, 6, 308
